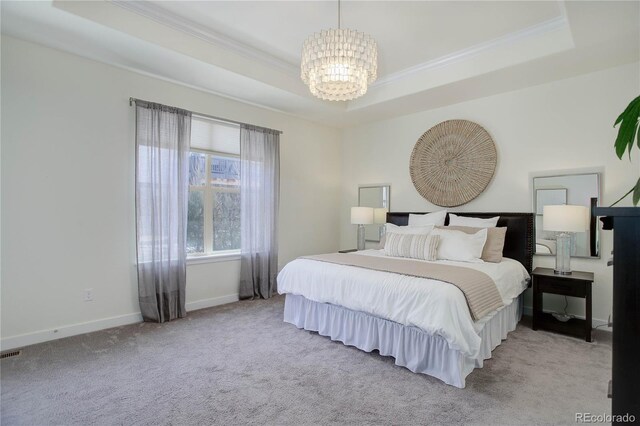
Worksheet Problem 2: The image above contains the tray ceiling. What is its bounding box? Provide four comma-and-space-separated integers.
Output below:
2, 1, 638, 127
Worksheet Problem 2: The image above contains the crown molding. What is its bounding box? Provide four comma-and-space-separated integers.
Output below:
112, 0, 571, 96
111, 0, 300, 77
370, 12, 571, 89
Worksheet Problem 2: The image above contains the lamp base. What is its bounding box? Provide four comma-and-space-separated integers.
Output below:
357, 224, 365, 251
554, 232, 572, 276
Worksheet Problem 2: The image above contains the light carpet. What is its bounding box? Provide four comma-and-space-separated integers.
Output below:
1, 296, 611, 425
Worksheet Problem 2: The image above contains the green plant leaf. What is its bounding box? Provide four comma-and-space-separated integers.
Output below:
615, 117, 633, 158
626, 95, 640, 112
614, 113, 623, 126
614, 96, 640, 126
634, 177, 640, 206
612, 97, 640, 206
629, 116, 639, 158
610, 187, 635, 207
615, 117, 629, 158
622, 106, 639, 157
614, 98, 640, 159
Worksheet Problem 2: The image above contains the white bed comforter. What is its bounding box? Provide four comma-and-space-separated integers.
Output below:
277, 249, 530, 358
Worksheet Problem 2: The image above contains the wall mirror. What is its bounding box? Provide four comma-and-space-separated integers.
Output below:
358, 184, 390, 242
531, 170, 601, 258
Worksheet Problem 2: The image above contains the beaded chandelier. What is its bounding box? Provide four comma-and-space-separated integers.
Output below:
300, 1, 377, 101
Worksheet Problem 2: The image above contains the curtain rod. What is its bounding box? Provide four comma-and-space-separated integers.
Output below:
129, 97, 283, 135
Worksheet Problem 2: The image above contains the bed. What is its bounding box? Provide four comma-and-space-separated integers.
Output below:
277, 212, 534, 388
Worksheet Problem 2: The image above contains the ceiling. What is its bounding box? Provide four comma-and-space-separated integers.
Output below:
147, 1, 562, 77
2, 1, 639, 127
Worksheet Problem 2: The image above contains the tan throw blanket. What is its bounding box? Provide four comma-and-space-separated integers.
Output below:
301, 253, 504, 321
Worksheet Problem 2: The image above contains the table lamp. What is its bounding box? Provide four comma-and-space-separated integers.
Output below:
351, 207, 374, 250
543, 205, 590, 275
374, 207, 388, 241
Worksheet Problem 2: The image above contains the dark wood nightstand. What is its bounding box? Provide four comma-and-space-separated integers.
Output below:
532, 267, 594, 342
338, 249, 358, 253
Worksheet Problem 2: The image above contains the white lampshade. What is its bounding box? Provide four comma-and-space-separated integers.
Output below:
543, 205, 590, 232
373, 208, 388, 224
351, 207, 374, 225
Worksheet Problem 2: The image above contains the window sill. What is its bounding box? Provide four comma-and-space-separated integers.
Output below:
187, 251, 241, 265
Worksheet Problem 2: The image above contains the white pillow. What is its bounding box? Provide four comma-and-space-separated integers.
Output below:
385, 223, 434, 235
408, 210, 447, 227
384, 232, 440, 261
377, 223, 434, 249
431, 228, 488, 263
448, 213, 499, 228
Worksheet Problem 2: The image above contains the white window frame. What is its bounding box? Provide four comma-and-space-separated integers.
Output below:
187, 148, 241, 261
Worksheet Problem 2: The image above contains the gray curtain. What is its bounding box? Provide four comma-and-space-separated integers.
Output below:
135, 100, 191, 322
239, 125, 280, 299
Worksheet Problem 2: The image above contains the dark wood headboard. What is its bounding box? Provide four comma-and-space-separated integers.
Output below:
386, 212, 535, 273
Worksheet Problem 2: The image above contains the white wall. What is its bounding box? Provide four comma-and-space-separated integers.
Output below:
340, 62, 640, 325
1, 36, 342, 349
3, 34, 638, 349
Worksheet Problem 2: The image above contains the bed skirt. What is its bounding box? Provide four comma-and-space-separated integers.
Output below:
283, 294, 522, 388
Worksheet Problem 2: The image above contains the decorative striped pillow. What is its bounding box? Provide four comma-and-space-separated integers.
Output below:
384, 232, 440, 261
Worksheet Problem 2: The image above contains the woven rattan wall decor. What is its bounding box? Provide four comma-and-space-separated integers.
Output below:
410, 120, 497, 207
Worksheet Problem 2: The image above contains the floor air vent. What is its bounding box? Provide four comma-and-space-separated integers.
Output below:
1, 350, 22, 359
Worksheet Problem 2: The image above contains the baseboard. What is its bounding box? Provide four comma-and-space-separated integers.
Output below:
0, 312, 144, 351
522, 306, 611, 331
185, 294, 239, 311
0, 293, 239, 351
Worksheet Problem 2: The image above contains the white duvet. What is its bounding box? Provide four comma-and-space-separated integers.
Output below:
277, 249, 530, 358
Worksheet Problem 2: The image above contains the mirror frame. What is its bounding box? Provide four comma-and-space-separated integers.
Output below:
358, 184, 391, 242
530, 167, 602, 259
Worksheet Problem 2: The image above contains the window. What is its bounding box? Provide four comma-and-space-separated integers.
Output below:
187, 116, 241, 257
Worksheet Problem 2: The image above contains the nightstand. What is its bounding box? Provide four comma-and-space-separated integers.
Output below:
338, 249, 358, 253
532, 267, 594, 342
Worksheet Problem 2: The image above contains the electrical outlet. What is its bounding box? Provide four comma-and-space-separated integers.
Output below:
83, 289, 94, 302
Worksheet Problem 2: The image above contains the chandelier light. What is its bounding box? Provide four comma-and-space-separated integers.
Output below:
301, 0, 378, 101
